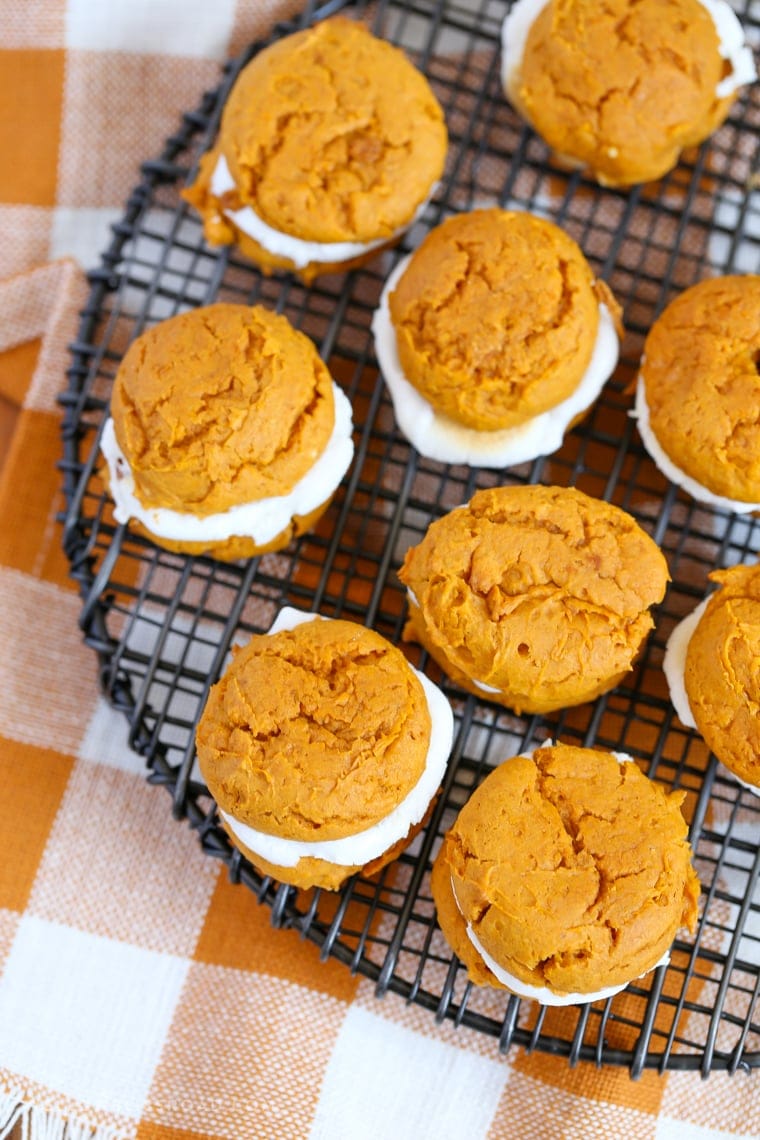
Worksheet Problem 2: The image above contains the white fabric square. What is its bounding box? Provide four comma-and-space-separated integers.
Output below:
49, 207, 122, 271
658, 1068, 760, 1139
0, 915, 188, 1117
655, 1121, 752, 1140
78, 697, 147, 773
64, 0, 236, 59
27, 759, 219, 957
0, 568, 97, 753
308, 1005, 506, 1140
145, 965, 347, 1136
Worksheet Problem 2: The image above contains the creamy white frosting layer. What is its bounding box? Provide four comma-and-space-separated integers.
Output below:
100, 385, 354, 546
663, 598, 760, 797
462, 911, 665, 1007
220, 607, 454, 869
700, 0, 758, 96
662, 600, 708, 730
210, 155, 435, 270
633, 377, 760, 515
500, 0, 547, 95
372, 253, 619, 467
451, 746, 671, 1005
500, 0, 756, 103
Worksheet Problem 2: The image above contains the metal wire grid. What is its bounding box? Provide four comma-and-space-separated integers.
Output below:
60, 0, 760, 1075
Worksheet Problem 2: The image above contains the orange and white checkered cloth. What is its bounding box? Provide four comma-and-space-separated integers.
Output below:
0, 2, 758, 1138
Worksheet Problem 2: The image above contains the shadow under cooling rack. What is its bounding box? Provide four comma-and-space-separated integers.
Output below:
60, 0, 760, 1076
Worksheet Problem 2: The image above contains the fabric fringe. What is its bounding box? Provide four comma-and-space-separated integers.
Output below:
0, 1094, 126, 1140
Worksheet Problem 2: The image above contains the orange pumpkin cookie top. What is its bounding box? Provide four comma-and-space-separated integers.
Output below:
685, 563, 760, 788
639, 275, 760, 504
210, 17, 446, 245
432, 743, 700, 995
196, 617, 432, 843
399, 485, 669, 714
388, 209, 612, 432
110, 303, 336, 517
503, 0, 753, 186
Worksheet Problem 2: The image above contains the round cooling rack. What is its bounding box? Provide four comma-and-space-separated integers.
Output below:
60, 0, 760, 1076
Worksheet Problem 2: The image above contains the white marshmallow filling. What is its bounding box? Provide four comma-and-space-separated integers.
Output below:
371, 253, 619, 467
210, 155, 436, 270
663, 598, 760, 797
500, 0, 757, 108
218, 607, 455, 869
449, 746, 670, 1005
633, 377, 760, 515
99, 384, 354, 547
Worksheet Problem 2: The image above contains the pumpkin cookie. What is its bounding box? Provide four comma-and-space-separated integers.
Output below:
501, 0, 756, 186
431, 742, 700, 1004
184, 17, 447, 282
664, 563, 760, 794
635, 275, 760, 512
196, 608, 454, 890
101, 303, 354, 560
372, 208, 620, 466
399, 484, 669, 713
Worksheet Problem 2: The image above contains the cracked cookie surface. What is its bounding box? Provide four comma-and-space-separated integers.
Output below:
399, 484, 669, 714
196, 617, 432, 843
639, 275, 760, 504
685, 563, 760, 789
505, 0, 737, 186
388, 209, 613, 431
185, 16, 447, 257
431, 743, 700, 996
110, 302, 335, 516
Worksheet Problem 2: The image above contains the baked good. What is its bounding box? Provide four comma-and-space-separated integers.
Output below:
371, 208, 621, 466
100, 302, 354, 561
635, 275, 760, 513
196, 607, 454, 890
431, 742, 700, 1004
664, 563, 760, 794
501, 0, 756, 187
399, 484, 669, 714
183, 17, 447, 283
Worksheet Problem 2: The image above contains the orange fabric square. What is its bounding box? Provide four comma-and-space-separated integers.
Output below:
3, 1, 65, 48
0, 408, 72, 588
0, 50, 64, 206
663, 1069, 760, 1134
513, 1049, 665, 1116
226, 0, 304, 58
0, 734, 74, 911
0, 338, 41, 407
58, 52, 218, 208
0, 205, 53, 279
0, 566, 98, 754
487, 1070, 659, 1140
137, 1125, 228, 1140
144, 962, 346, 1137
28, 759, 219, 957
0, 394, 19, 472
0, 908, 21, 979
194, 870, 359, 1004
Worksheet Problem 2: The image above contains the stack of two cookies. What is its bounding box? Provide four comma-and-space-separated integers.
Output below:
397, 482, 700, 1005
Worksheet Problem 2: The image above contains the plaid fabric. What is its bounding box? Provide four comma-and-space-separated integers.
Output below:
0, 2, 759, 1138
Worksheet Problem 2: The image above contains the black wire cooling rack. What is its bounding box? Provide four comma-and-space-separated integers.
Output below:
60, 0, 760, 1075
